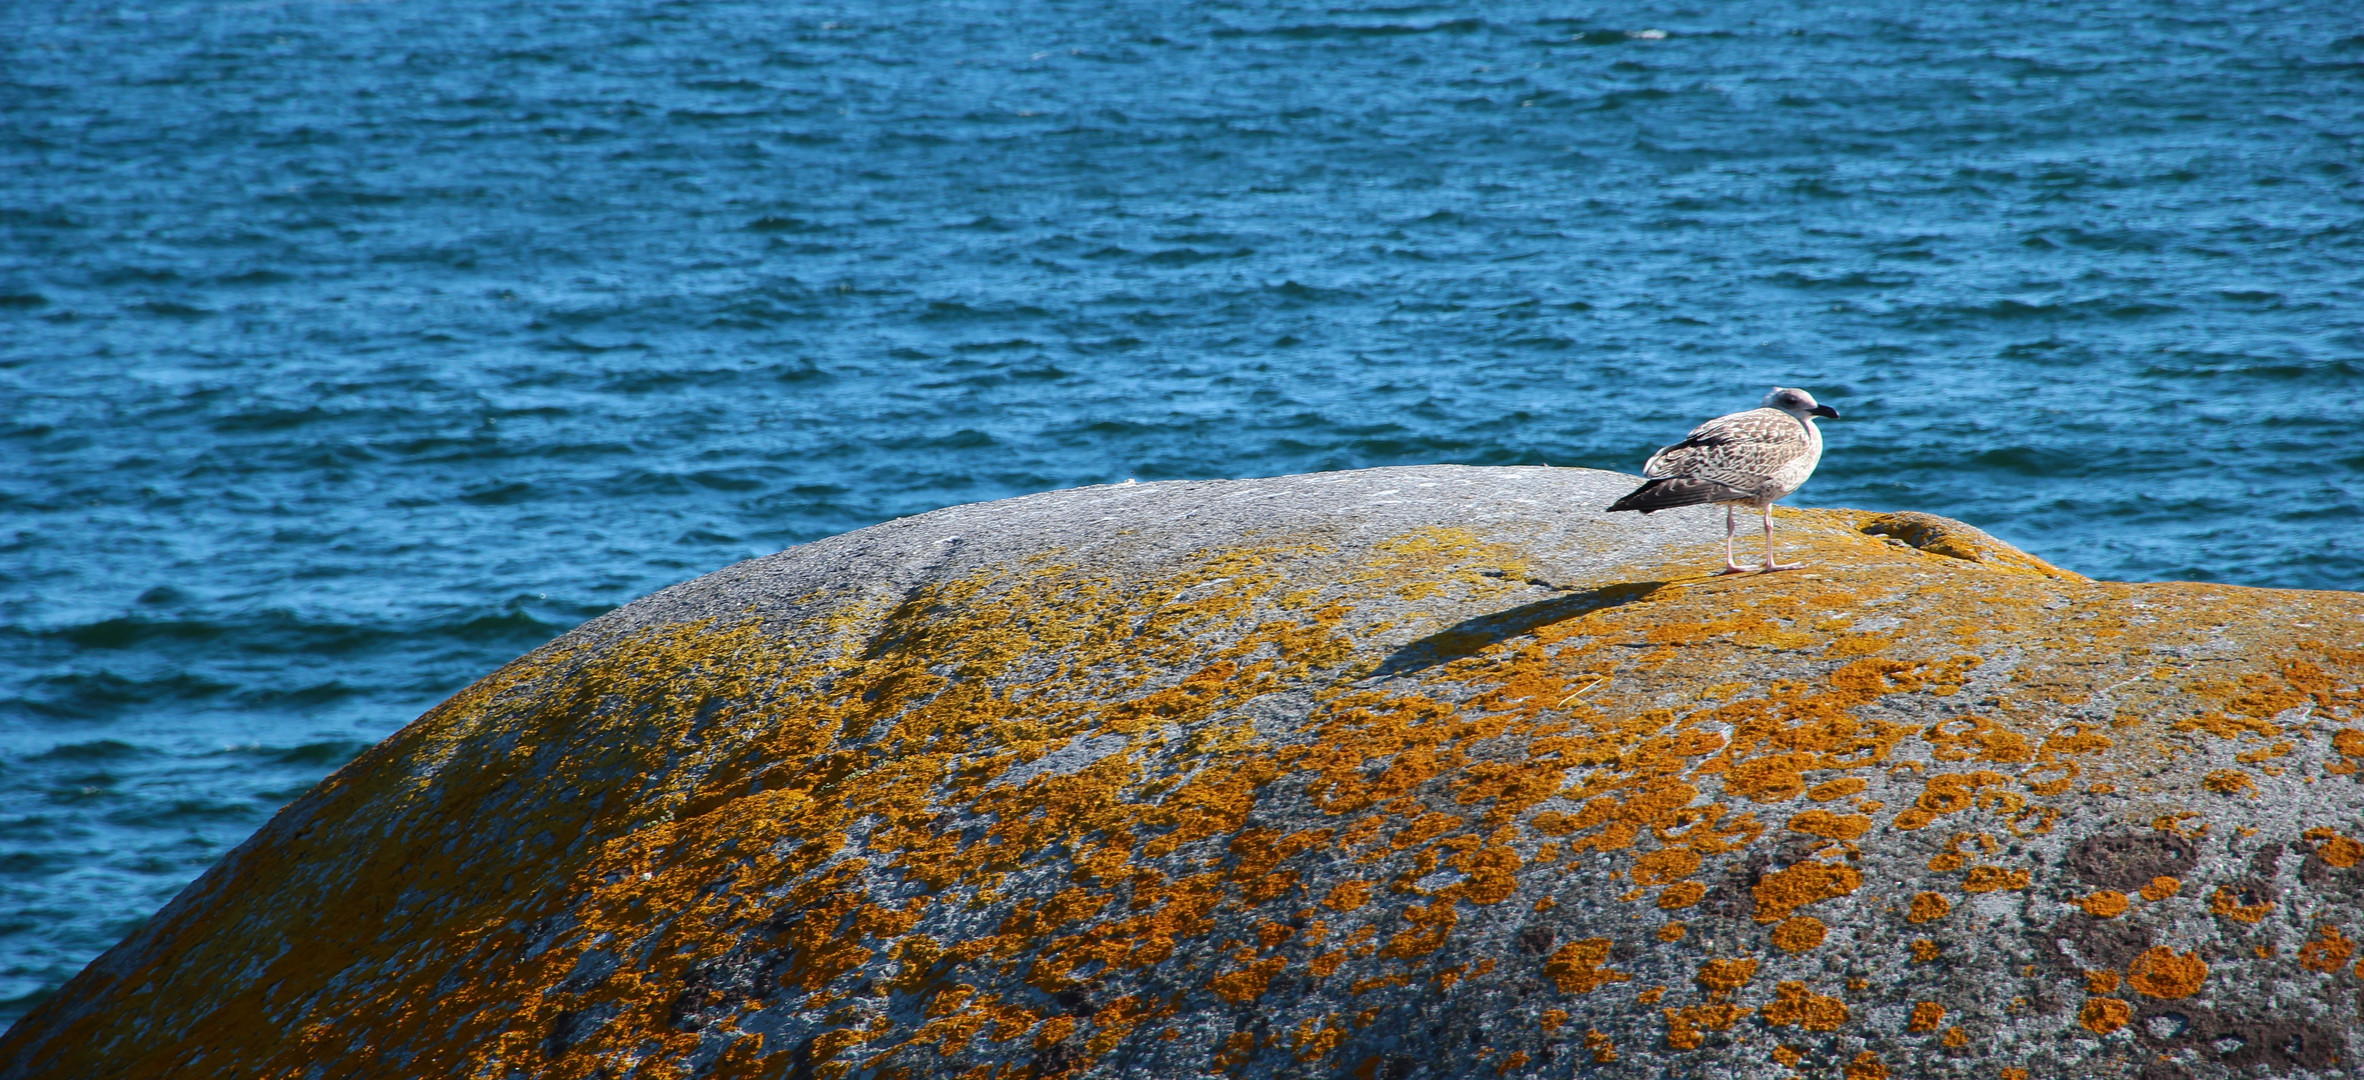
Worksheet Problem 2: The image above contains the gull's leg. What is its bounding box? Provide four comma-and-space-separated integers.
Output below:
1760, 503, 1804, 572
1718, 504, 1749, 574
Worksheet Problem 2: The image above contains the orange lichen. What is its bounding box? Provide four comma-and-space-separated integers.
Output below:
1942, 1027, 1968, 1048
2299, 925, 2355, 972
2078, 998, 2131, 1035
1906, 892, 1952, 923
1209, 957, 1290, 1003
1787, 809, 1874, 840
2234, 741, 2293, 765
1844, 1050, 1889, 1080
1658, 922, 1687, 943
1893, 771, 2008, 831
1290, 1016, 1345, 1063
2126, 947, 2209, 999
1656, 882, 1706, 910
2307, 827, 2363, 868
1583, 1030, 1616, 1064
1773, 1044, 1804, 1066
2208, 885, 2272, 923
1539, 1008, 1569, 1034
1631, 848, 1702, 885
1760, 981, 1848, 1030
1961, 866, 2030, 893
2141, 876, 2181, 901
2002, 1070, 2030, 1080
2075, 891, 2129, 918
1694, 957, 1760, 999
2084, 970, 2119, 994
2202, 769, 2256, 796
1543, 939, 1631, 995
1927, 835, 1973, 873
1752, 860, 1862, 923
1909, 940, 1942, 962
1770, 917, 1827, 953
1908, 1001, 1945, 1032
1726, 756, 1813, 803
1324, 880, 1373, 911
1808, 778, 1869, 802
1635, 986, 1665, 1006
1661, 1004, 1745, 1050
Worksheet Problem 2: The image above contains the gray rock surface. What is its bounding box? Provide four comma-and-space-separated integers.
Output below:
5, 466, 2361, 1080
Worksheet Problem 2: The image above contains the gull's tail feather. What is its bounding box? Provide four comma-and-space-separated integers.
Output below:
1606, 477, 1749, 514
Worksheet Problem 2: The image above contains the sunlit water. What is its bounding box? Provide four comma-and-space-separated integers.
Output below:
3, 0, 2359, 1020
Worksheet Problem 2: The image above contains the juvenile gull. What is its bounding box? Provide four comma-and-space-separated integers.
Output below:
1606, 387, 1841, 574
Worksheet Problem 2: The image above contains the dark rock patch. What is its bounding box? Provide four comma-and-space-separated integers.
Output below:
2067, 831, 2198, 890
2134, 1003, 2346, 1072
2042, 912, 2153, 972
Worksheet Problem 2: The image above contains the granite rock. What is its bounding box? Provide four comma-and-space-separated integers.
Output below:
6, 465, 2361, 1080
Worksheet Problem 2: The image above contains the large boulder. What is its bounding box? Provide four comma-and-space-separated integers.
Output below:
6, 465, 2361, 1080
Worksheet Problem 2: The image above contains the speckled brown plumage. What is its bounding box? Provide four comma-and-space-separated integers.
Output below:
1609, 388, 1838, 572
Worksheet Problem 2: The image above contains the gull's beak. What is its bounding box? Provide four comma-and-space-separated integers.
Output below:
1812, 404, 1840, 419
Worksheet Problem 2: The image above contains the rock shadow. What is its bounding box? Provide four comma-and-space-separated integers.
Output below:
1366, 580, 1668, 681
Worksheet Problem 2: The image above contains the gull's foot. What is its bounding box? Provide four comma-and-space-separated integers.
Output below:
1718, 562, 1753, 576
1757, 561, 1807, 573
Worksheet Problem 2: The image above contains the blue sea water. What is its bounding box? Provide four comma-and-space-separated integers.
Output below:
2, 0, 2360, 1021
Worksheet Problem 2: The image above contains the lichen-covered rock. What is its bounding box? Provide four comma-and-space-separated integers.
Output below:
6, 465, 2362, 1080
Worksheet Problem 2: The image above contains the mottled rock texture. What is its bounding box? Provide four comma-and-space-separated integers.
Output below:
7, 466, 2363, 1080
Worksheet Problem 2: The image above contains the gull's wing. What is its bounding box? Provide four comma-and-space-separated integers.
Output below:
1641, 407, 1811, 487
1605, 407, 1813, 513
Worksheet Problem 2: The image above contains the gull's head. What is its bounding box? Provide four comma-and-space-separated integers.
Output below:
1764, 386, 1840, 420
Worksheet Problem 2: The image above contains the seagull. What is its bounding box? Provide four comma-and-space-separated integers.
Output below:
1606, 387, 1841, 574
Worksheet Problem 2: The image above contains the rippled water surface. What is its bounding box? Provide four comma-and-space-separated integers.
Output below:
4, 0, 2361, 1020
